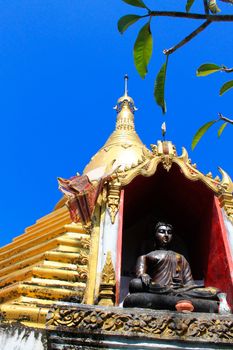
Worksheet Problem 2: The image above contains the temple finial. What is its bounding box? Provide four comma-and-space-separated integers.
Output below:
161, 122, 166, 141
124, 74, 129, 96
115, 74, 136, 113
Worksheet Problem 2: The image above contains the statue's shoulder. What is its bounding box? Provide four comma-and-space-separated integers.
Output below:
145, 250, 158, 258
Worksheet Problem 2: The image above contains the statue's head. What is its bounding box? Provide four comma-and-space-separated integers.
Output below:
154, 222, 173, 248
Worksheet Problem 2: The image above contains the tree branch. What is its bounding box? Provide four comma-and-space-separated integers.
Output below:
219, 113, 233, 124
221, 66, 233, 73
163, 20, 211, 55
149, 11, 233, 21
203, 0, 210, 14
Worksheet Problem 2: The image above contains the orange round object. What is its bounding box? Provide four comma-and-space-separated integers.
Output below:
175, 300, 194, 312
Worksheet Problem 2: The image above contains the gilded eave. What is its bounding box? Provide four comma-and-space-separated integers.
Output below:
114, 141, 233, 222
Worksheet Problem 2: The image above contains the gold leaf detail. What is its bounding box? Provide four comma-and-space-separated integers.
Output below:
107, 180, 121, 224
150, 144, 158, 155
161, 155, 173, 172
77, 237, 90, 249
47, 306, 233, 342
121, 143, 132, 149
74, 251, 89, 265
98, 252, 116, 306
101, 252, 115, 284
77, 266, 88, 281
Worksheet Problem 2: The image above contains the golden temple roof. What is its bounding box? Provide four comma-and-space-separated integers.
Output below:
0, 206, 90, 328
84, 76, 151, 175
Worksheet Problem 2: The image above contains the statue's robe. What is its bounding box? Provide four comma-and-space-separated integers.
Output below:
137, 250, 194, 288
135, 250, 219, 299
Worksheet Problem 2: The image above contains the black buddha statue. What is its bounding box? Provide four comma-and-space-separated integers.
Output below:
123, 222, 231, 313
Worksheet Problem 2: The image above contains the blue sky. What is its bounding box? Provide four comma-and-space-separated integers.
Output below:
0, 0, 232, 246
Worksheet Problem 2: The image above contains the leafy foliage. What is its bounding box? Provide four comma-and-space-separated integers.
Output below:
118, 15, 142, 34
154, 57, 169, 114
186, 0, 196, 13
220, 80, 233, 95
218, 123, 227, 137
133, 21, 153, 79
208, 0, 221, 13
196, 63, 222, 76
192, 120, 217, 149
119, 0, 233, 148
122, 0, 148, 9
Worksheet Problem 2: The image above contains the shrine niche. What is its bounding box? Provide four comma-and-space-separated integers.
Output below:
121, 161, 233, 310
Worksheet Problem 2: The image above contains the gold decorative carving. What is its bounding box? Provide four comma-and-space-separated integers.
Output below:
82, 223, 93, 235
74, 251, 89, 265
107, 180, 121, 224
101, 252, 115, 284
76, 266, 88, 281
219, 192, 233, 222
121, 143, 132, 149
161, 154, 173, 172
150, 143, 158, 155
152, 140, 176, 171
83, 205, 101, 305
98, 252, 116, 306
218, 167, 233, 193
47, 306, 233, 343
76, 236, 90, 250
101, 184, 108, 204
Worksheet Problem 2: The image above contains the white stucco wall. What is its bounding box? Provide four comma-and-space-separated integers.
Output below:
0, 324, 46, 350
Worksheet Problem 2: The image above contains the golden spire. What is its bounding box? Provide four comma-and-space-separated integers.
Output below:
114, 75, 137, 132
83, 76, 150, 175
116, 74, 135, 107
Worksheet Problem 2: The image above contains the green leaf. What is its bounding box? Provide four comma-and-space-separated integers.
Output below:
217, 123, 227, 137
196, 63, 222, 77
133, 21, 153, 79
122, 0, 147, 9
118, 15, 142, 34
192, 120, 217, 150
208, 0, 221, 13
219, 80, 233, 95
186, 0, 195, 12
154, 56, 169, 114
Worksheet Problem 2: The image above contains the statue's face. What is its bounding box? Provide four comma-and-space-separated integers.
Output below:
155, 225, 173, 247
